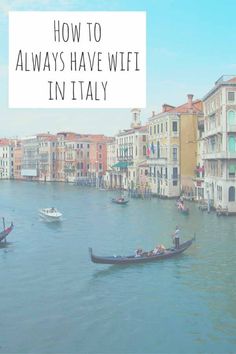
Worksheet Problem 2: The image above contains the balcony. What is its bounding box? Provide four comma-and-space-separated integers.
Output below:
203, 126, 222, 138
228, 124, 236, 133
202, 151, 228, 159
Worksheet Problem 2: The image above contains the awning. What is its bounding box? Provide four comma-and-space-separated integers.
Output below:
112, 161, 132, 169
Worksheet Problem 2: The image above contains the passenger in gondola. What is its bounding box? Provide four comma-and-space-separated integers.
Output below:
172, 226, 180, 249
135, 248, 143, 257
152, 245, 159, 255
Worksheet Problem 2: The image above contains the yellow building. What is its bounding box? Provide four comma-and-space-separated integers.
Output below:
148, 95, 203, 198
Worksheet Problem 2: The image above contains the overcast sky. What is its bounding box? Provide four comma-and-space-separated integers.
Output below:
1, 0, 236, 138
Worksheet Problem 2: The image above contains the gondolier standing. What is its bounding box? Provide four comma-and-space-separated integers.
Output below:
173, 225, 180, 249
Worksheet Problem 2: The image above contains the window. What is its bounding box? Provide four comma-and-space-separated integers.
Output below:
228, 92, 235, 102
154, 125, 156, 135
173, 147, 178, 161
142, 135, 146, 142
229, 186, 235, 202
217, 186, 222, 201
150, 126, 152, 135
229, 164, 236, 177
228, 136, 236, 152
227, 110, 236, 125
157, 141, 160, 158
172, 121, 178, 132
99, 163, 102, 170
173, 167, 178, 179
166, 122, 168, 132
143, 146, 146, 156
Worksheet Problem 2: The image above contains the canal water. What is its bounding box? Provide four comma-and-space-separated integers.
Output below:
0, 180, 236, 354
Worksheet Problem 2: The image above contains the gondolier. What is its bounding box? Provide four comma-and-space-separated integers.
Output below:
172, 225, 180, 249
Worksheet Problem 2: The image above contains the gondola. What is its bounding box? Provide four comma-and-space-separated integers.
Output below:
89, 236, 195, 265
177, 202, 189, 214
179, 207, 189, 215
0, 218, 14, 242
111, 198, 129, 205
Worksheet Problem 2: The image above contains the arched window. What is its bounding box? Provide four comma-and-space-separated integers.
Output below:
143, 145, 146, 156
229, 186, 235, 202
227, 110, 236, 125
228, 136, 236, 152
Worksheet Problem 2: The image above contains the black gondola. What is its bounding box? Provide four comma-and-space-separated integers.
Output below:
0, 218, 14, 242
89, 237, 195, 265
111, 198, 129, 205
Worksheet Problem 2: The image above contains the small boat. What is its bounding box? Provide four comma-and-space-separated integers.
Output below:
179, 207, 189, 215
0, 218, 14, 242
111, 197, 129, 205
39, 207, 62, 222
89, 237, 195, 265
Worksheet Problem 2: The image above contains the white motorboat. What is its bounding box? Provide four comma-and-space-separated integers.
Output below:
39, 207, 62, 222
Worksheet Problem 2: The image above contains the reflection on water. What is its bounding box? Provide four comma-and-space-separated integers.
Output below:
0, 180, 236, 354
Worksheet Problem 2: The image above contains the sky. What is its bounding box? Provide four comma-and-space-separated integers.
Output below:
1, 0, 236, 138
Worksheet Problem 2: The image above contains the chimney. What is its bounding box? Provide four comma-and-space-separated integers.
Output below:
162, 104, 167, 112
187, 94, 194, 111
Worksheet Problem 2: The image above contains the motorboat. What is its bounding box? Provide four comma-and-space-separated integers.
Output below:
111, 196, 129, 205
39, 207, 62, 222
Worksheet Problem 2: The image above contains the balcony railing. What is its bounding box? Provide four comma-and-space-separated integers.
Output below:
228, 124, 236, 133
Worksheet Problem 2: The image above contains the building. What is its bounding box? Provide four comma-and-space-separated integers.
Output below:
21, 136, 39, 180
0, 139, 14, 179
107, 109, 148, 190
193, 116, 205, 200
203, 75, 236, 213
38, 134, 57, 182
13, 141, 22, 180
148, 95, 203, 198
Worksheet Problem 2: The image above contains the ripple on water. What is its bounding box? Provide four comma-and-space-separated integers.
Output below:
0, 181, 236, 354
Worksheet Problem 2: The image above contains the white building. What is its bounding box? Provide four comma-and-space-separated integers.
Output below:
108, 109, 148, 190
0, 140, 14, 179
203, 75, 236, 213
21, 136, 39, 180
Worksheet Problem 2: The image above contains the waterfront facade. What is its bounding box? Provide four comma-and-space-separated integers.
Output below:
106, 109, 148, 190
21, 136, 39, 180
148, 96, 203, 198
0, 139, 14, 179
203, 75, 236, 213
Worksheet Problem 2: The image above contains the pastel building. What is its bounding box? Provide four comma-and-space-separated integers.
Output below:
13, 141, 22, 180
0, 139, 14, 179
107, 109, 148, 190
203, 75, 236, 213
38, 134, 57, 182
148, 95, 203, 198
